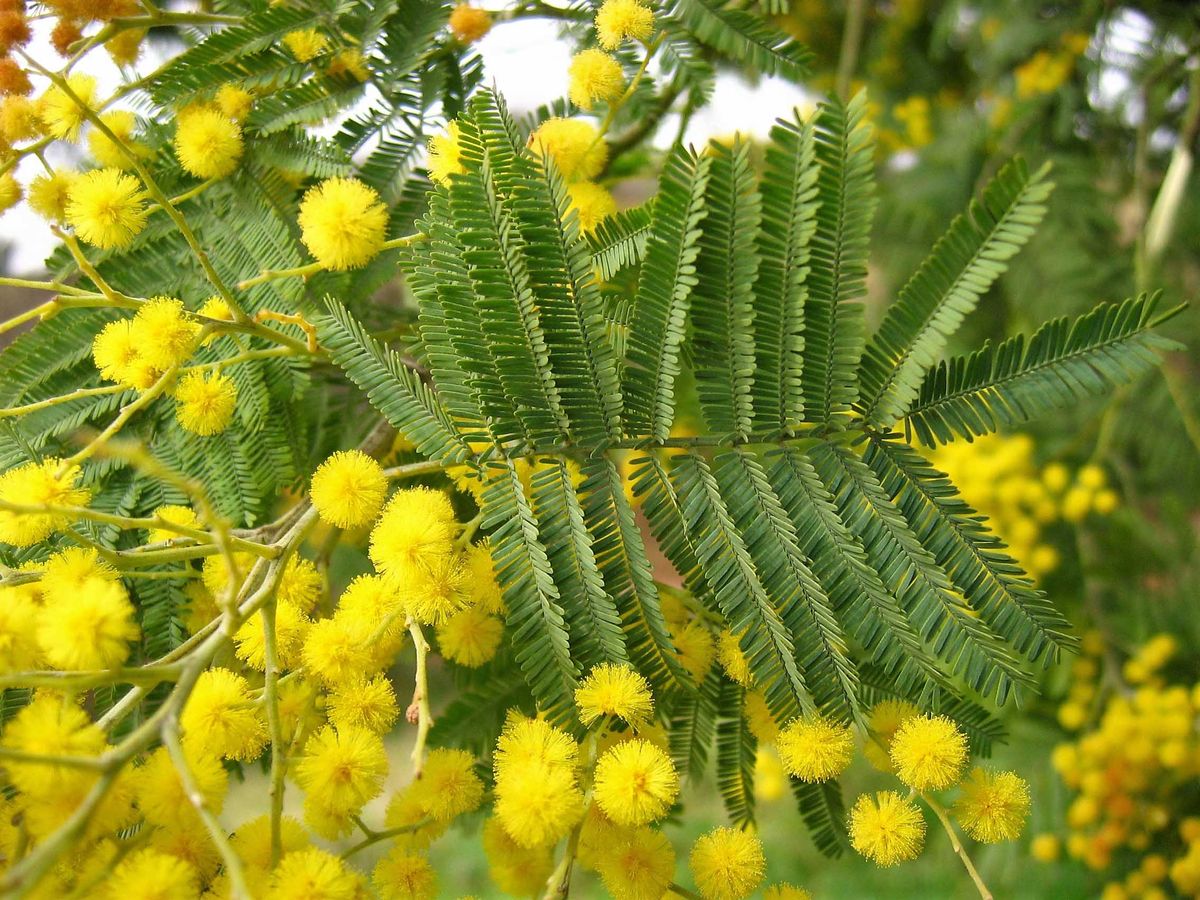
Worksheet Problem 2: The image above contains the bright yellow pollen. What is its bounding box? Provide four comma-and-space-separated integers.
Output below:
0, 457, 90, 546
849, 790, 927, 867
592, 738, 680, 826
310, 449, 388, 529
27, 169, 78, 222
283, 28, 329, 62
529, 117, 607, 182
776, 715, 854, 783
575, 661, 655, 726
427, 120, 466, 187
174, 106, 243, 179
39, 73, 97, 140
568, 49, 625, 110
567, 181, 617, 234
66, 167, 149, 249
595, 0, 654, 51
448, 4, 492, 43
952, 768, 1031, 843
298, 176, 389, 270
688, 826, 765, 900
174, 370, 238, 436
889, 714, 969, 791
87, 109, 142, 169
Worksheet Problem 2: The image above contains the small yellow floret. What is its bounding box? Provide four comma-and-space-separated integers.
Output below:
369, 486, 456, 576
689, 826, 765, 900
593, 739, 679, 826
0, 457, 90, 546
298, 176, 389, 270
132, 296, 201, 371
776, 715, 854, 783
181, 667, 267, 761
418, 747, 485, 821
575, 661, 654, 726
763, 884, 813, 900
27, 169, 78, 222
889, 714, 969, 791
87, 110, 142, 169
267, 847, 362, 899
39, 73, 97, 140
146, 503, 199, 544
597, 827, 676, 900
953, 768, 1031, 843
849, 790, 926, 866
326, 673, 400, 734
494, 713, 580, 779
38, 579, 138, 670
717, 629, 753, 686
134, 745, 227, 828
436, 605, 504, 667
105, 848, 198, 900
294, 724, 388, 819
530, 117, 607, 182
215, 83, 253, 122
482, 816, 554, 895
373, 847, 437, 899
595, 0, 654, 51
569, 49, 625, 110
567, 181, 617, 234
234, 600, 309, 671
92, 319, 159, 389
494, 759, 585, 848
310, 449, 388, 529
283, 28, 329, 62
66, 167, 149, 249
449, 4, 491, 43
175, 106, 243, 179
427, 121, 466, 187
0, 95, 41, 144
174, 370, 237, 435
0, 172, 20, 214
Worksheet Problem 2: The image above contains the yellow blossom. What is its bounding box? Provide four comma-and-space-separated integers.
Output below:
174, 106, 243, 179
530, 117, 607, 182
849, 791, 926, 866
595, 0, 654, 51
310, 449, 388, 529
0, 457, 90, 546
567, 181, 617, 233
689, 826, 765, 900
776, 714, 854, 782
283, 28, 329, 62
298, 176, 389, 270
427, 120, 466, 186
39, 73, 96, 140
448, 4, 491, 43
593, 739, 679, 826
890, 714, 969, 791
174, 370, 238, 435
575, 661, 654, 727
953, 768, 1031, 843
65, 167, 149, 249
568, 49, 625, 110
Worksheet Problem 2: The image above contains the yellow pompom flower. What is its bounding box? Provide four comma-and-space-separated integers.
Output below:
27, 169, 77, 223
1030, 832, 1060, 862
952, 768, 1031, 843
764, 884, 813, 900
39, 73, 97, 140
174, 106, 243, 179
373, 848, 436, 899
38, 580, 138, 670
0, 172, 20, 214
597, 827, 676, 900
530, 117, 607, 182
279, 555, 324, 612
369, 485, 457, 576
0, 587, 41, 673
427, 120, 466, 186
689, 826, 766, 900
66, 167, 149, 249
145, 503, 199, 544
418, 748, 485, 821
717, 629, 753, 686
231, 814, 309, 873
776, 715, 854, 783
134, 746, 227, 827
743, 690, 779, 744
0, 457, 90, 546
92, 319, 159, 389
595, 0, 654, 51
267, 847, 363, 899
174, 370, 237, 435
298, 176, 389, 270
294, 725, 388, 818
569, 49, 625, 110
104, 848, 198, 900
39, 546, 116, 598
594, 739, 679, 826
889, 714, 969, 791
215, 83, 253, 122
673, 620, 716, 682
327, 673, 399, 734
87, 109, 141, 169
327, 48, 370, 81
234, 600, 310, 671
494, 759, 585, 848
567, 181, 617, 234
132, 296, 201, 371
575, 662, 654, 727
849, 791, 926, 866
464, 540, 505, 613
385, 782, 451, 850
1, 695, 106, 797
494, 713, 580, 778
0, 95, 41, 144
482, 816, 555, 895
180, 667, 268, 761
436, 605, 504, 667
302, 612, 379, 686
398, 551, 469, 625
864, 698, 918, 771
448, 4, 492, 43
283, 28, 329, 62
310, 449, 388, 529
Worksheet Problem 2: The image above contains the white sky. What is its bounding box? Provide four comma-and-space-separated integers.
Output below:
0, 14, 809, 275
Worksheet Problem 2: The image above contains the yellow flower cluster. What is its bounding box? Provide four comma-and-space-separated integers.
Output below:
297, 176, 389, 270
927, 432, 1118, 579
1014, 33, 1089, 100
1040, 633, 1200, 896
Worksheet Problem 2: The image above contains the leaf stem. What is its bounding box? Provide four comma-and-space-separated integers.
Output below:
921, 791, 993, 900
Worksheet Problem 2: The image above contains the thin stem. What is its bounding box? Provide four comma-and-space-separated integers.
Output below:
0, 384, 126, 419
667, 885, 704, 900
594, 33, 664, 142
406, 619, 433, 777
835, 0, 866, 100
262, 598, 288, 866
922, 792, 993, 900
340, 818, 434, 859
